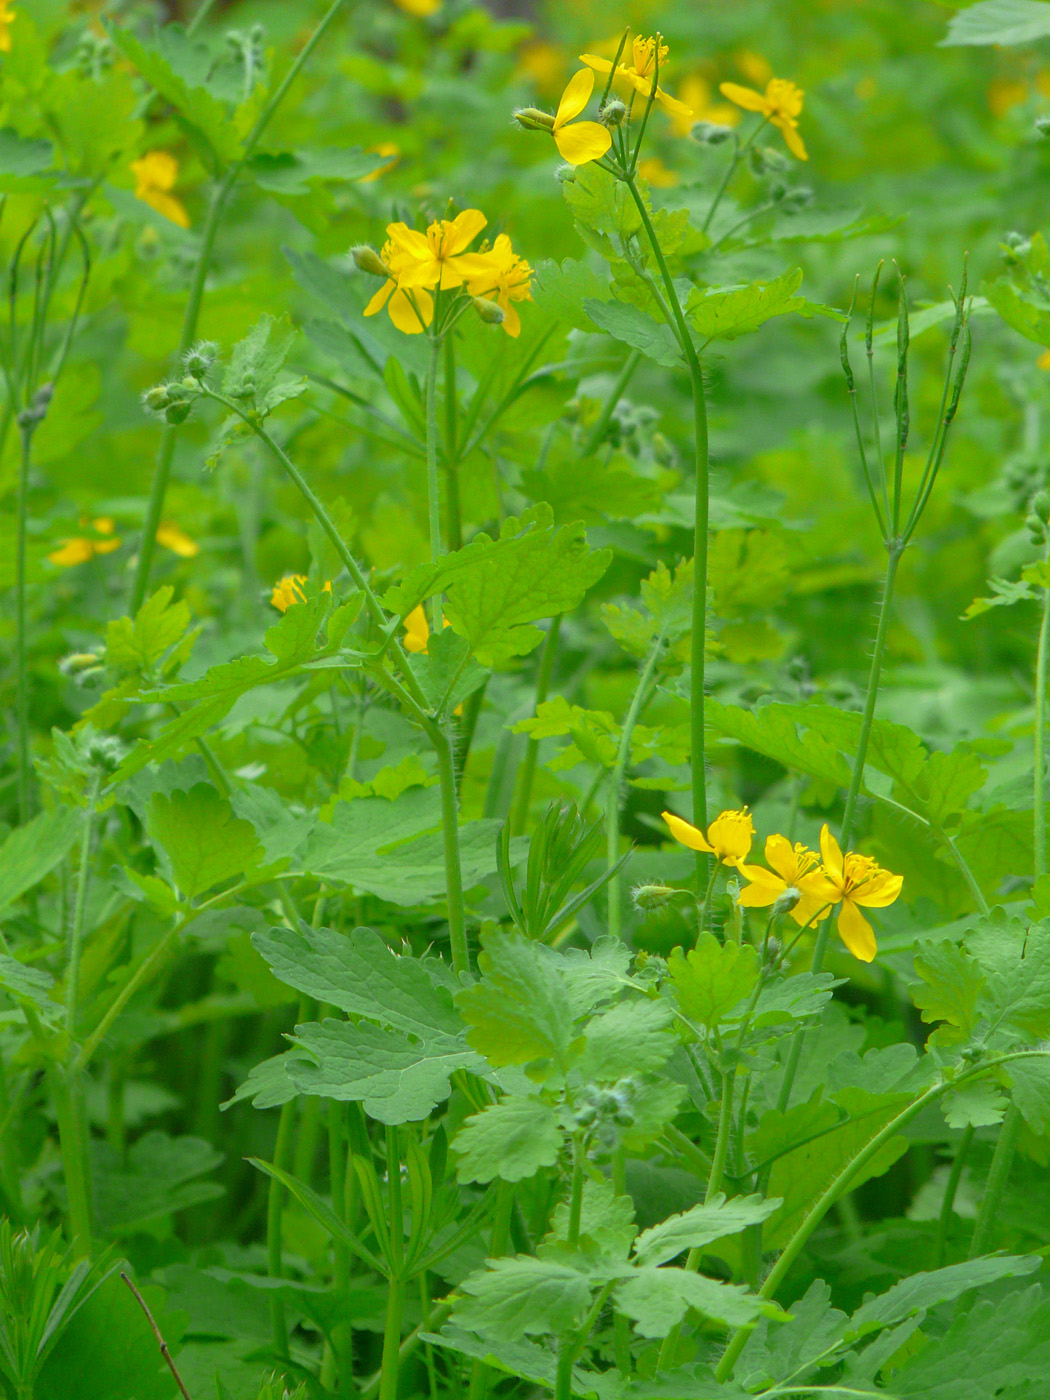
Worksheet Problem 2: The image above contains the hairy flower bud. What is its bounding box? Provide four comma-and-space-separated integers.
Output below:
600, 98, 627, 128
183, 340, 217, 378
514, 106, 556, 132
471, 295, 504, 326
1033, 490, 1050, 519
351, 244, 393, 278
691, 120, 733, 145
142, 384, 172, 413
631, 881, 676, 913
1037, 116, 1050, 138
772, 885, 802, 918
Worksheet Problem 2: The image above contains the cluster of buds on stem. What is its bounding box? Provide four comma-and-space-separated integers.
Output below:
1026, 489, 1050, 546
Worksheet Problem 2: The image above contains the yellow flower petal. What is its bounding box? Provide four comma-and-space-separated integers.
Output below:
553, 120, 612, 165
774, 116, 808, 160
836, 899, 877, 962
556, 69, 596, 127
49, 538, 95, 567
661, 810, 714, 855
851, 870, 904, 909
718, 81, 769, 115
156, 522, 200, 558
819, 823, 845, 884
388, 286, 432, 334
403, 603, 430, 653
446, 208, 487, 254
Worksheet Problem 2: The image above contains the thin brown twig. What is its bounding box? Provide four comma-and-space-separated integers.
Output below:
120, 1271, 193, 1400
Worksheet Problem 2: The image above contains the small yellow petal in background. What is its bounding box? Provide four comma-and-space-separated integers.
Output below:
156, 522, 200, 558
719, 81, 769, 114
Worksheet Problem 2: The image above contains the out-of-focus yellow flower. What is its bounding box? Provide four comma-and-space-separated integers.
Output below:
462, 233, 533, 338
551, 69, 613, 165
1037, 348, 1050, 371
271, 574, 331, 611
734, 50, 773, 88
518, 39, 564, 97
391, 0, 439, 15
403, 603, 433, 653
360, 141, 400, 183
637, 155, 678, 188
49, 517, 122, 567
156, 521, 199, 558
735, 834, 832, 927
817, 824, 903, 963
581, 34, 693, 119
987, 77, 1028, 117
131, 151, 190, 228
662, 807, 754, 867
364, 211, 489, 334
0, 1, 16, 53
719, 77, 808, 160
669, 73, 739, 137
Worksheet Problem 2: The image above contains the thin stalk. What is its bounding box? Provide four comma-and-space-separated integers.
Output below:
610, 1146, 632, 1375
267, 1095, 297, 1356
131, 0, 350, 609
14, 420, 32, 823
554, 1335, 575, 1400
567, 1136, 585, 1246
121, 1273, 193, 1400
968, 1103, 1023, 1260
1035, 571, 1050, 879
700, 118, 768, 234
51, 1069, 92, 1255
580, 350, 641, 456
436, 727, 468, 975
714, 1052, 1050, 1382
606, 635, 664, 939
934, 1123, 974, 1268
425, 331, 445, 633
623, 174, 710, 878
65, 776, 100, 1045
359, 1305, 453, 1400
510, 617, 561, 835
380, 1126, 405, 1400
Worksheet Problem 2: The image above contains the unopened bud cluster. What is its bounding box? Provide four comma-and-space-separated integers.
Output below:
183, 341, 217, 379
1026, 489, 1050, 544
600, 98, 627, 128
141, 378, 199, 425
691, 120, 733, 146
17, 382, 54, 430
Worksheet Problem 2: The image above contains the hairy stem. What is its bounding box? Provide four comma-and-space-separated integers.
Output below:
511, 616, 561, 836
968, 1102, 1023, 1260
935, 1122, 974, 1268
606, 635, 663, 939
14, 421, 32, 823
1035, 569, 1050, 879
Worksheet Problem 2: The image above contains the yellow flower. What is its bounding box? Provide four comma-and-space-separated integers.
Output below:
735, 834, 834, 927
580, 35, 693, 119
1038, 348, 1050, 371
364, 211, 488, 334
662, 807, 754, 867
359, 141, 400, 183
669, 73, 739, 137
391, 0, 439, 14
271, 575, 331, 612
131, 151, 191, 228
49, 517, 122, 567
637, 156, 678, 188
718, 77, 808, 161
156, 521, 199, 558
552, 70, 613, 165
734, 50, 773, 88
0, 1, 16, 53
463, 234, 533, 338
817, 824, 903, 963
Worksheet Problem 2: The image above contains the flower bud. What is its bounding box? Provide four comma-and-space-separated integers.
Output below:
1033, 490, 1050, 518
631, 881, 676, 913
470, 295, 504, 326
165, 399, 194, 425
554, 164, 576, 184
142, 385, 172, 414
750, 144, 789, 176
778, 186, 814, 213
183, 340, 217, 378
1025, 511, 1045, 537
1037, 116, 1050, 138
600, 98, 627, 128
772, 886, 802, 918
514, 107, 556, 132
691, 120, 733, 145
350, 244, 393, 278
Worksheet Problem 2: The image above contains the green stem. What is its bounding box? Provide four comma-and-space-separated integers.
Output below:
436, 726, 468, 976
934, 1123, 974, 1268
567, 1136, 585, 1246
425, 331, 445, 633
51, 1068, 92, 1254
714, 1053, 1048, 1382
267, 1095, 297, 1356
623, 174, 710, 880
510, 616, 561, 835
1034, 570, 1050, 879
65, 777, 100, 1045
131, 0, 350, 610
606, 635, 663, 939
611, 1146, 632, 1375
14, 420, 32, 824
554, 1335, 575, 1400
968, 1103, 1023, 1260
379, 1272, 404, 1400
380, 1124, 405, 1400
580, 349, 641, 456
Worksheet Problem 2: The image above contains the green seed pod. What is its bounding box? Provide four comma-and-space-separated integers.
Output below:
351, 244, 393, 278
514, 107, 556, 132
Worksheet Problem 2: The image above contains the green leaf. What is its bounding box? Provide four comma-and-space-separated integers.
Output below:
685, 268, 805, 342
562, 163, 643, 260
0, 807, 81, 917
632, 1194, 780, 1267
288, 1016, 484, 1124
911, 940, 984, 1044
104, 587, 193, 673
454, 1096, 564, 1183
971, 915, 1050, 1038
0, 954, 59, 1022
247, 147, 383, 194
603, 559, 694, 661
577, 998, 675, 1081
453, 1257, 594, 1341
247, 1158, 383, 1272
0, 127, 56, 191
669, 936, 761, 1028
546, 1179, 636, 1258
106, 23, 240, 163
613, 1267, 776, 1337
583, 299, 682, 368
148, 783, 264, 897
92, 1131, 223, 1233
531, 257, 613, 333
456, 930, 575, 1074
383, 506, 611, 667
941, 0, 1050, 46
846, 1255, 1041, 1339
983, 276, 1050, 348
943, 1077, 1007, 1128
1006, 1054, 1050, 1134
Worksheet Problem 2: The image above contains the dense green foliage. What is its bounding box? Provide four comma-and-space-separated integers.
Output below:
7, 1, 1050, 1397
